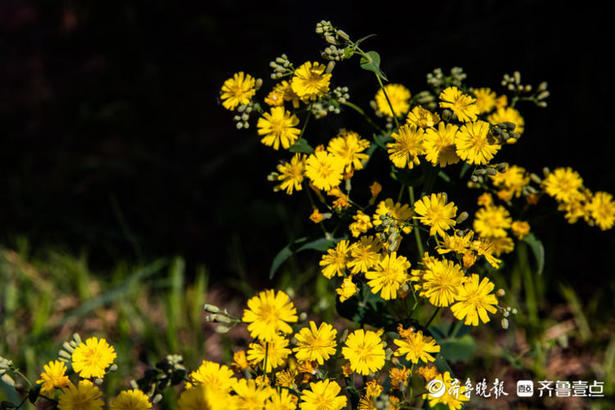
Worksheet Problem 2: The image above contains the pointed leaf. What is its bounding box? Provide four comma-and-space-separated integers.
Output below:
522, 232, 545, 275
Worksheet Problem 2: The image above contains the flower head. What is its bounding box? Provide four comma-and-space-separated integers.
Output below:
365, 252, 411, 300
488, 106, 525, 136
423, 372, 469, 410
424, 122, 460, 167
413, 193, 457, 237
472, 88, 497, 114
220, 72, 256, 111
58, 380, 104, 410
511, 221, 531, 239
266, 389, 297, 410
342, 329, 386, 375
375, 84, 411, 117
336, 276, 358, 302
450, 274, 498, 326
420, 259, 466, 307
456, 120, 501, 165
319, 240, 351, 279
406, 106, 440, 128
327, 130, 370, 173
387, 124, 425, 169
393, 327, 440, 364
299, 380, 347, 410
233, 379, 274, 410
275, 154, 305, 194
543, 167, 584, 203
248, 334, 291, 372
258, 107, 301, 150
473, 205, 512, 238
71, 337, 117, 379
490, 165, 529, 198
179, 384, 236, 410
439, 87, 479, 122
347, 236, 381, 274
242, 289, 298, 341
188, 361, 236, 392
293, 322, 337, 365
588, 191, 615, 230
373, 198, 413, 234
305, 151, 345, 191
37, 360, 71, 395
110, 390, 152, 410
291, 62, 331, 102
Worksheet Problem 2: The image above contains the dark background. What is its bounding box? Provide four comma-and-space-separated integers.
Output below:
1, 0, 613, 295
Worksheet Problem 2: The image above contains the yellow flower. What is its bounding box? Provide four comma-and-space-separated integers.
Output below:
71, 337, 117, 379
276, 154, 305, 194
369, 181, 382, 198
365, 380, 382, 398
258, 107, 301, 150
456, 120, 501, 165
488, 106, 525, 135
511, 221, 531, 239
233, 379, 274, 410
423, 371, 469, 410
420, 259, 465, 307
437, 230, 473, 257
309, 208, 324, 224
291, 62, 331, 102
349, 210, 373, 237
393, 327, 440, 364
495, 94, 508, 109
450, 274, 498, 326
477, 192, 493, 206
387, 124, 425, 169
220, 72, 256, 111
543, 167, 584, 203
365, 252, 411, 300
424, 122, 460, 167
37, 360, 70, 395
413, 193, 457, 237
472, 87, 497, 114
242, 289, 298, 341
373, 198, 413, 234
248, 334, 291, 372
319, 240, 351, 279
471, 238, 502, 268
110, 390, 152, 410
348, 236, 381, 274
187, 361, 236, 392
375, 84, 411, 117
275, 370, 297, 388
588, 191, 615, 230
58, 380, 104, 410
305, 151, 345, 191
266, 81, 300, 108
406, 106, 440, 128
389, 366, 412, 390
417, 365, 439, 382
178, 384, 234, 410
490, 165, 529, 198
336, 276, 359, 302
342, 329, 386, 375
266, 389, 297, 410
489, 236, 515, 256
473, 205, 512, 238
438, 87, 479, 122
299, 380, 347, 410
327, 130, 370, 173
232, 350, 249, 372
293, 322, 337, 365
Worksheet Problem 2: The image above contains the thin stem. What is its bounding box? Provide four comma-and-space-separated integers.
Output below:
424, 307, 441, 329
341, 101, 385, 133
408, 186, 424, 256
374, 73, 400, 129
299, 112, 311, 138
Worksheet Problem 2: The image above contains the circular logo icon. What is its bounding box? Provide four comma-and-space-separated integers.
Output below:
427, 379, 446, 398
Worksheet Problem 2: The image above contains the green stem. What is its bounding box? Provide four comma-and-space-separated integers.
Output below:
299, 112, 311, 138
424, 307, 441, 329
374, 72, 400, 129
340, 101, 385, 133
408, 186, 424, 256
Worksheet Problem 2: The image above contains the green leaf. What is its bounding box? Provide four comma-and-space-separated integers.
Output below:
359, 51, 387, 80
288, 138, 314, 154
459, 163, 472, 178
522, 232, 545, 275
269, 237, 338, 279
438, 334, 477, 362
433, 352, 454, 375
